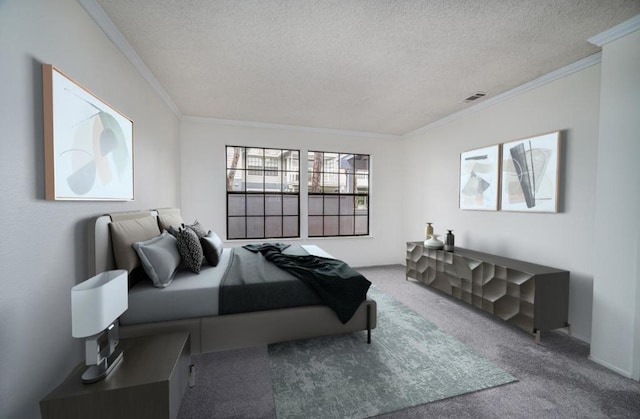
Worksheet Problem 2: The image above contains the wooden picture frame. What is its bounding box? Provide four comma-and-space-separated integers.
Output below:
500, 131, 560, 212
459, 144, 500, 211
43, 64, 134, 201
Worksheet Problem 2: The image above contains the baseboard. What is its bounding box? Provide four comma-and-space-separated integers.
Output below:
588, 354, 633, 379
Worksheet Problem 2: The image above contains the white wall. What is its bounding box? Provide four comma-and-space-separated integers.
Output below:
590, 28, 640, 380
0, 1, 181, 418
401, 64, 602, 343
180, 119, 403, 267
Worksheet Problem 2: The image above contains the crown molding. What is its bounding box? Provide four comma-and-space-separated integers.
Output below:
77, 0, 182, 117
402, 52, 602, 139
588, 14, 640, 47
182, 116, 401, 139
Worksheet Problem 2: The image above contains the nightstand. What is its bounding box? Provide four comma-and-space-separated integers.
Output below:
40, 332, 192, 419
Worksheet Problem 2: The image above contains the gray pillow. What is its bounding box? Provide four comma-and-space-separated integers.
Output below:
201, 231, 223, 266
109, 216, 161, 273
176, 227, 204, 273
184, 220, 208, 239
133, 231, 181, 288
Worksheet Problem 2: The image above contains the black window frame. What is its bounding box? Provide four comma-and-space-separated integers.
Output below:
226, 146, 300, 240
307, 151, 370, 237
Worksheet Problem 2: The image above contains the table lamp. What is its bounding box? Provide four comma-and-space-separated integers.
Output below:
71, 269, 128, 384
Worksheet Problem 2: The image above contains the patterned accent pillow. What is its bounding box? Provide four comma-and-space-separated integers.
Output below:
184, 220, 209, 239
176, 227, 204, 273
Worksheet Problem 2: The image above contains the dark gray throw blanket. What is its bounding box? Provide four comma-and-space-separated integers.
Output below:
240, 243, 371, 324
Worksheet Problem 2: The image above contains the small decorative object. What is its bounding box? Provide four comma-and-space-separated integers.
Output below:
72, 270, 128, 383
444, 230, 455, 252
424, 234, 444, 249
43, 64, 134, 201
425, 222, 434, 239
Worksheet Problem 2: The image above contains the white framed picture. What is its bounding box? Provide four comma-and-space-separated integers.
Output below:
500, 131, 560, 212
459, 144, 500, 211
42, 64, 134, 201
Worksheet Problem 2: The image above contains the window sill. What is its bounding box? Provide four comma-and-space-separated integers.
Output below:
307, 235, 374, 240
224, 235, 374, 243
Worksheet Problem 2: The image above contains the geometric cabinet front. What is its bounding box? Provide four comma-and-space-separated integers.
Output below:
406, 242, 569, 336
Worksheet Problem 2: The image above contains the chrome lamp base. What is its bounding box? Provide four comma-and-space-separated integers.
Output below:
81, 322, 123, 384
81, 346, 123, 384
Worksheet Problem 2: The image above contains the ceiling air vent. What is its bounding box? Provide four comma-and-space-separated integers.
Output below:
463, 92, 487, 103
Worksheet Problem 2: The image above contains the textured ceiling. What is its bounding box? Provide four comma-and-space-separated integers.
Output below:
94, 0, 640, 136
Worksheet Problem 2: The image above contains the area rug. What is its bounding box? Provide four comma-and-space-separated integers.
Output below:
268, 285, 517, 418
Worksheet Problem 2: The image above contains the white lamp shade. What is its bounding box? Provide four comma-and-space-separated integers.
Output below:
72, 270, 128, 338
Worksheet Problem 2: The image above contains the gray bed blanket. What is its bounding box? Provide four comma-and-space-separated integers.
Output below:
219, 245, 324, 316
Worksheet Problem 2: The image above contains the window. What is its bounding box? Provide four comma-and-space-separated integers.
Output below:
226, 146, 300, 239
308, 151, 369, 237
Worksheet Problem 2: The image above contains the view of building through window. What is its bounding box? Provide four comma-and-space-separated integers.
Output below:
308, 151, 370, 237
226, 146, 300, 239
225, 146, 369, 239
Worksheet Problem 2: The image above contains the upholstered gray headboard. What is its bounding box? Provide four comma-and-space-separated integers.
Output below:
88, 210, 157, 276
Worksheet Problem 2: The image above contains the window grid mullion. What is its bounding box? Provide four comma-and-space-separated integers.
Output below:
244, 150, 248, 239
280, 150, 284, 237
262, 149, 265, 238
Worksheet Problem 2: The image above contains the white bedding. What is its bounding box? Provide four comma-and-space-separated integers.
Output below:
120, 244, 332, 325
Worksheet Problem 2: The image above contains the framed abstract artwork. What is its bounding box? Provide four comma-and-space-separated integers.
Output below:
500, 131, 560, 212
42, 64, 134, 201
459, 144, 500, 210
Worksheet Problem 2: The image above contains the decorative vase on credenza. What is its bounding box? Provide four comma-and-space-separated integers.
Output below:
425, 222, 433, 240
424, 234, 444, 249
444, 230, 455, 252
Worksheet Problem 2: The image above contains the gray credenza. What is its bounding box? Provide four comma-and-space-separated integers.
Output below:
406, 242, 569, 342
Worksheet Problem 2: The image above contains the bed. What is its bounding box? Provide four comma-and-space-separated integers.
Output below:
88, 209, 377, 353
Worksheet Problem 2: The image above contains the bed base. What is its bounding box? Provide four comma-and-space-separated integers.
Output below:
120, 299, 376, 353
